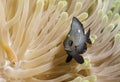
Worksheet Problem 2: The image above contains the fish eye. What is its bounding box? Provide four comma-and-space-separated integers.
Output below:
75, 46, 77, 49
68, 40, 73, 46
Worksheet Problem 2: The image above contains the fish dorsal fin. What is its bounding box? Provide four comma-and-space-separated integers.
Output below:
86, 28, 90, 37
86, 28, 92, 44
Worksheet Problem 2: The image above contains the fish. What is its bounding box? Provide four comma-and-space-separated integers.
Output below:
63, 17, 92, 64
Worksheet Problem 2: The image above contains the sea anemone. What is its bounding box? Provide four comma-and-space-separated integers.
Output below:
0, 0, 120, 82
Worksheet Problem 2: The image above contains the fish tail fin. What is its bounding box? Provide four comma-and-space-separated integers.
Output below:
73, 55, 84, 64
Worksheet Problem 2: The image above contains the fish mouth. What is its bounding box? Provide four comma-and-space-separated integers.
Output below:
64, 47, 71, 51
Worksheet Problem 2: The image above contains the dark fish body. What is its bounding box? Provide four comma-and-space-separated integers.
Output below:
63, 17, 91, 64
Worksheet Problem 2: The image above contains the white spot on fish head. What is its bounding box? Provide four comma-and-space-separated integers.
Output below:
68, 34, 70, 37
78, 30, 81, 33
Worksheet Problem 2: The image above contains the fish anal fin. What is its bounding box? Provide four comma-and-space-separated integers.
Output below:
66, 55, 72, 63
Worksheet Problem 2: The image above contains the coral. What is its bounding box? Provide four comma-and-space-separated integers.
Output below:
0, 0, 120, 82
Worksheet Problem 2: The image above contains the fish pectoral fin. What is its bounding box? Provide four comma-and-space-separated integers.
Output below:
66, 55, 73, 63
76, 43, 87, 54
73, 55, 84, 64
